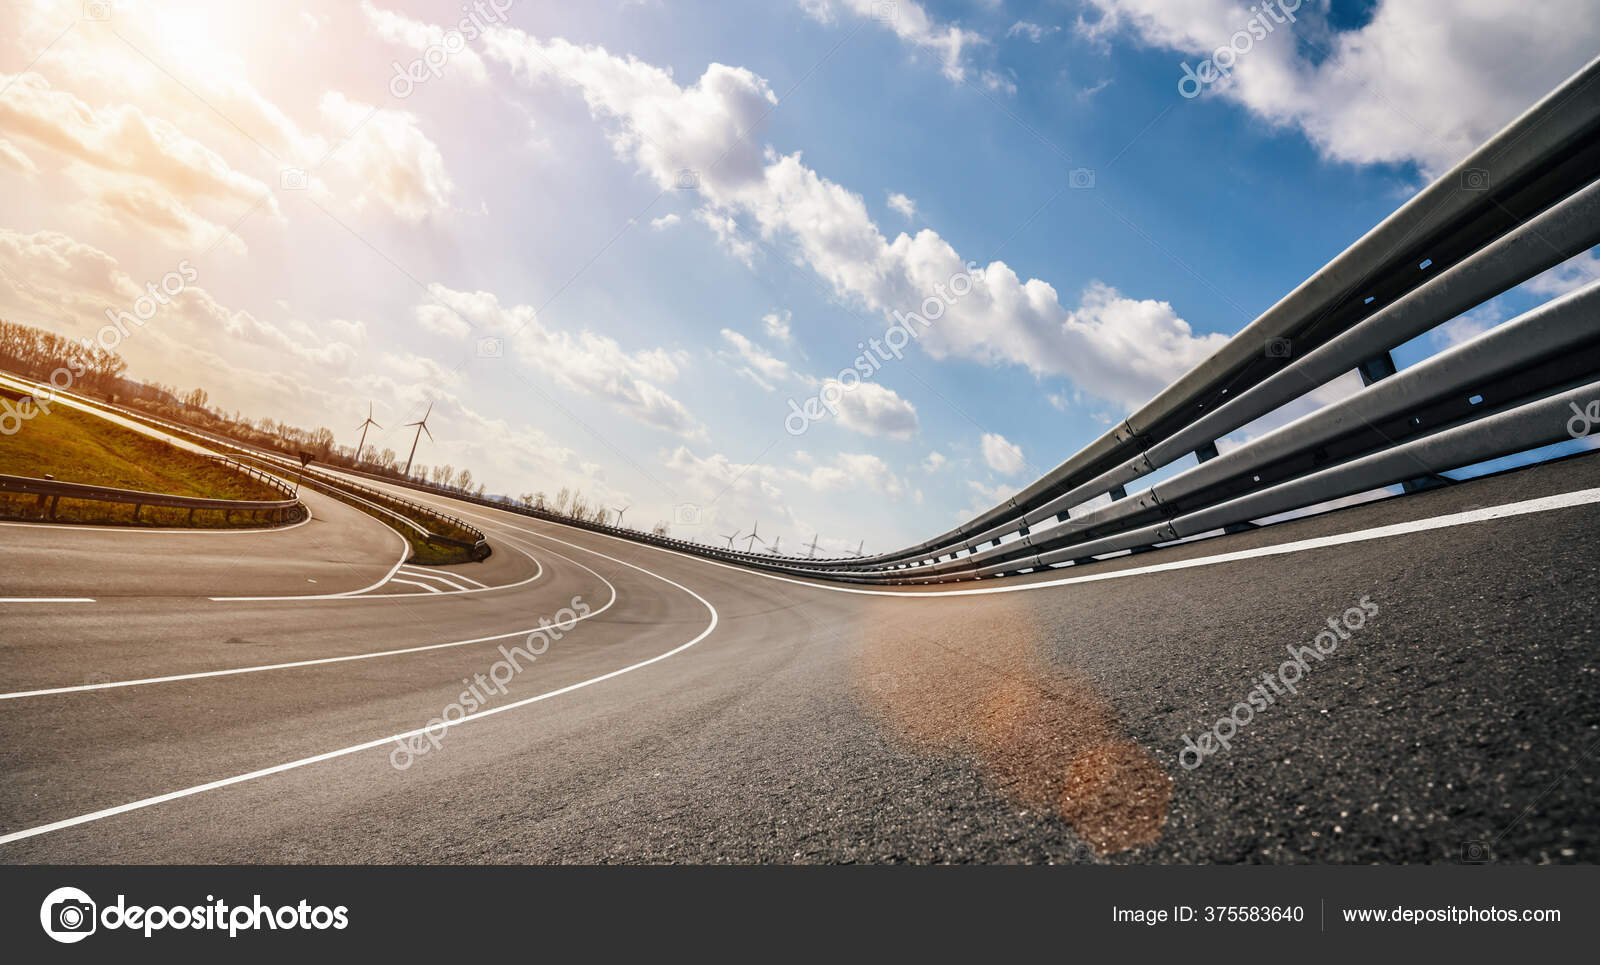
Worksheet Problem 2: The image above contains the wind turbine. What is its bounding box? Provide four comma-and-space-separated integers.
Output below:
851, 539, 864, 557
354, 402, 382, 464
402, 402, 433, 477
720, 527, 741, 549
613, 505, 630, 528
743, 521, 764, 553
768, 535, 782, 555
805, 533, 821, 558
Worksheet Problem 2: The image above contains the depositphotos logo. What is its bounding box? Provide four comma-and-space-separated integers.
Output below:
39, 885, 349, 942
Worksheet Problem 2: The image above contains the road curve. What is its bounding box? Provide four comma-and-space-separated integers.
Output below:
1, 449, 1597, 863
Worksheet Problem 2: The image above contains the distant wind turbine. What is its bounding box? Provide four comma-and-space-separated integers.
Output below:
354, 402, 382, 463
720, 528, 741, 549
613, 505, 630, 528
743, 521, 763, 553
768, 535, 782, 555
402, 402, 434, 477
805, 533, 821, 558
851, 539, 864, 557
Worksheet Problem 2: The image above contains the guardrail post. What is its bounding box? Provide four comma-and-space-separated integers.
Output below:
47, 494, 58, 520
1356, 351, 1453, 494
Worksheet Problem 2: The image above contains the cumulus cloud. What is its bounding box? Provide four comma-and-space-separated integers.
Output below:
887, 191, 917, 219
420, 283, 706, 440
799, 0, 986, 83
829, 379, 920, 439
981, 432, 1025, 475
0, 72, 277, 212
719, 328, 794, 390
1078, 0, 1600, 175
649, 213, 681, 230
762, 309, 796, 347
360, 0, 491, 85
791, 451, 907, 497
1007, 21, 1060, 42
319, 92, 455, 222
480, 30, 1227, 413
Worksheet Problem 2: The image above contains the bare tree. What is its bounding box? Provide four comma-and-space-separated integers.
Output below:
554, 487, 570, 513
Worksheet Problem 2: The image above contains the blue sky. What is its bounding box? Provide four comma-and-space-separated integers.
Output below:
1, 0, 1595, 552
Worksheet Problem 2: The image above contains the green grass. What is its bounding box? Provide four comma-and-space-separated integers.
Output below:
0, 388, 288, 527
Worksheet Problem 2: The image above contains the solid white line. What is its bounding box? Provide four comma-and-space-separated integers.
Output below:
389, 578, 442, 593
395, 569, 474, 591
0, 525, 718, 846
0, 537, 616, 701
401, 566, 488, 589
209, 537, 541, 602
0, 597, 96, 604
208, 515, 411, 602
445, 486, 1600, 598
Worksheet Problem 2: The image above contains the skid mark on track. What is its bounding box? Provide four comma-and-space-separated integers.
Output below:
857, 607, 1170, 855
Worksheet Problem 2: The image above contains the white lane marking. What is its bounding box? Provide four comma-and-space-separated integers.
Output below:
444, 486, 1600, 598
0, 535, 615, 701
395, 569, 475, 591
0, 598, 96, 604
401, 566, 487, 589
389, 578, 442, 593
0, 527, 719, 846
209, 534, 540, 602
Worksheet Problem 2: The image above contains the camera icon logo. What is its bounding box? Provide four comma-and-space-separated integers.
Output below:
477, 336, 504, 358
82, 1, 111, 21
1068, 167, 1096, 189
1461, 168, 1490, 192
674, 168, 700, 191
672, 502, 702, 526
279, 167, 309, 190
40, 886, 96, 943
1264, 336, 1292, 359
871, 0, 898, 22
1460, 840, 1493, 863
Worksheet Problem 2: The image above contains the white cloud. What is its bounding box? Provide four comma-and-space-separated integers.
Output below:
762, 309, 795, 347
649, 213, 681, 230
981, 432, 1025, 475
719, 328, 794, 389
319, 92, 455, 222
922, 450, 947, 472
829, 379, 920, 439
694, 207, 759, 266
799, 0, 986, 83
1007, 21, 1060, 42
361, 0, 491, 85
0, 72, 277, 213
980, 69, 1017, 95
1079, 0, 1600, 176
421, 283, 706, 440
0, 138, 38, 176
791, 451, 907, 497
1523, 248, 1600, 298
415, 301, 474, 338
887, 191, 917, 219
481, 33, 1229, 413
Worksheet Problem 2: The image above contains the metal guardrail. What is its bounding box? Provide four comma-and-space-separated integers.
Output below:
6, 60, 1595, 579
0, 464, 302, 525
352, 57, 1600, 586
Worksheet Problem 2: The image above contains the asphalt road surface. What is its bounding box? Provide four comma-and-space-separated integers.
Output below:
2, 436, 1597, 863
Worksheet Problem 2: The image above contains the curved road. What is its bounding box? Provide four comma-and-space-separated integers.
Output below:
1, 442, 1597, 863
